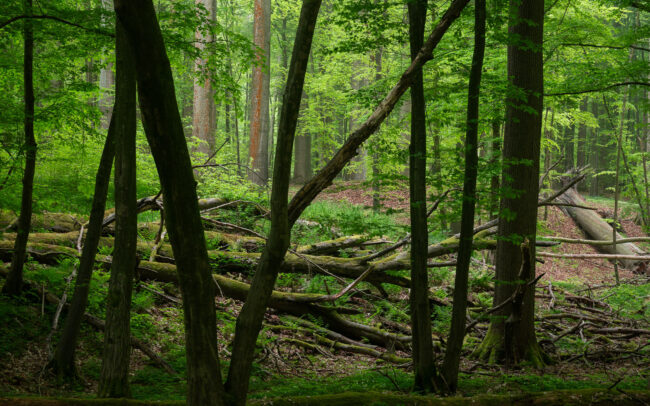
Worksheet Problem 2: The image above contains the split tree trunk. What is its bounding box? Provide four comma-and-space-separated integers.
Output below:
114, 2, 226, 405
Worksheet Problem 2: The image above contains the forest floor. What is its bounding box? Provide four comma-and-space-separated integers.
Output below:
0, 182, 649, 404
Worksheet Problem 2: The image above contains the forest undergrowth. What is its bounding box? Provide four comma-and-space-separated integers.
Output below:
0, 183, 648, 403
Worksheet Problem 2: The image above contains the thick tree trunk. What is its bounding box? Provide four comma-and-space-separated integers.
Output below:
3, 0, 36, 297
98, 18, 137, 399
406, 0, 437, 394
113, 2, 226, 405
49, 119, 116, 381
442, 0, 485, 392
248, 0, 271, 185
192, 0, 217, 156
475, 0, 547, 368
225, 2, 322, 404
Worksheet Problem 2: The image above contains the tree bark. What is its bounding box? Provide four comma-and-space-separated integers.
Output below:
192, 0, 217, 156
49, 118, 116, 381
113, 1, 226, 405
225, 2, 322, 404
98, 18, 137, 399
248, 0, 271, 185
406, 0, 436, 394
474, 0, 547, 368
442, 0, 485, 392
3, 0, 36, 297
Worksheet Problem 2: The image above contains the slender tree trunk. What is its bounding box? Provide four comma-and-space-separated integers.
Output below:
490, 120, 501, 220
192, 0, 216, 156
99, 0, 115, 130
225, 3, 322, 404
248, 0, 271, 185
98, 18, 137, 399
372, 46, 383, 211
474, 0, 547, 368
589, 100, 600, 196
3, 0, 36, 297
49, 121, 116, 380
114, 2, 226, 404
564, 124, 575, 172
576, 98, 588, 175
612, 85, 629, 285
441, 0, 485, 392
407, 0, 437, 393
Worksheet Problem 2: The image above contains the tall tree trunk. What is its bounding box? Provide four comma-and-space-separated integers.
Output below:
248, 0, 271, 185
99, 0, 115, 130
98, 18, 137, 399
589, 100, 600, 196
225, 2, 322, 404
192, 0, 217, 157
576, 98, 588, 177
49, 121, 116, 381
406, 0, 437, 393
3, 0, 36, 297
564, 123, 574, 172
441, 0, 485, 392
474, 0, 547, 368
114, 2, 226, 405
490, 120, 501, 220
372, 46, 383, 211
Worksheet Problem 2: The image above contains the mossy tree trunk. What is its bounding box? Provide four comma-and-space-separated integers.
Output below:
114, 1, 225, 405
474, 0, 546, 368
225, 2, 322, 404
49, 118, 116, 381
98, 18, 137, 399
3, 0, 36, 297
442, 0, 485, 392
406, 0, 437, 394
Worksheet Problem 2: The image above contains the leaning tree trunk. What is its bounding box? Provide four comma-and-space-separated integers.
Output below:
98, 18, 137, 399
406, 0, 437, 394
3, 0, 36, 296
49, 118, 116, 381
474, 0, 547, 368
442, 0, 485, 392
114, 1, 226, 405
225, 2, 322, 404
286, 0, 469, 226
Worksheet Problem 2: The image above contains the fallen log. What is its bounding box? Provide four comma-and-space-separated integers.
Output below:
555, 187, 646, 270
